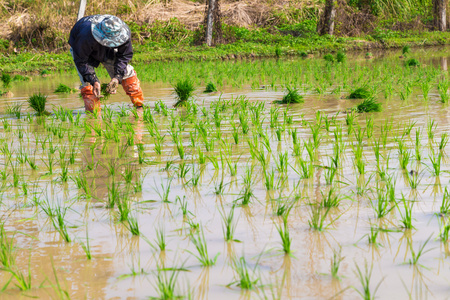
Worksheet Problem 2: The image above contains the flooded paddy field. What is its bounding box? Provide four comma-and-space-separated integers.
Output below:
2, 47, 450, 299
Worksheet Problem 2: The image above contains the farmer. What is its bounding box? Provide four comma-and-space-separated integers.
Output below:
69, 14, 144, 112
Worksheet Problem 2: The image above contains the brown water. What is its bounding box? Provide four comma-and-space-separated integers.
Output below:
1, 48, 450, 299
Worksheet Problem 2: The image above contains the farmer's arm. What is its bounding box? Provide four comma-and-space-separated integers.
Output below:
72, 42, 99, 86
114, 40, 133, 82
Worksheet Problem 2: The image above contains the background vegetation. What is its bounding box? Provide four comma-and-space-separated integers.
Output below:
0, 0, 447, 71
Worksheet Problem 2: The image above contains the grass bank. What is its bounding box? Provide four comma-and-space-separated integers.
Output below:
2, 29, 450, 75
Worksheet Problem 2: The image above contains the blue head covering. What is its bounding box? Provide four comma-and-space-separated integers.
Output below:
91, 15, 131, 47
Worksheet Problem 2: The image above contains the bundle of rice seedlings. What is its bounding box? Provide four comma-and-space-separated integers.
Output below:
402, 45, 410, 55
173, 79, 195, 107
1, 73, 11, 89
54, 84, 76, 93
356, 97, 382, 113
324, 54, 335, 63
273, 87, 304, 104
348, 87, 373, 99
275, 47, 282, 58
336, 51, 346, 63
204, 82, 217, 93
28, 93, 48, 116
100, 83, 112, 99
406, 58, 419, 67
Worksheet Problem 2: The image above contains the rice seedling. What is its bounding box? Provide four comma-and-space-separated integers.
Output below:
397, 194, 414, 229
2, 261, 33, 291
152, 226, 167, 252
154, 178, 173, 203
367, 226, 379, 245
324, 165, 337, 185
439, 133, 449, 151
51, 205, 71, 242
309, 123, 322, 148
173, 79, 195, 107
153, 264, 183, 300
293, 156, 314, 179
274, 151, 288, 175
330, 247, 343, 279
320, 188, 342, 208
399, 150, 410, 170
275, 217, 291, 254
0, 224, 15, 268
421, 80, 431, 101
438, 80, 450, 103
220, 205, 238, 242
308, 206, 333, 231
60, 160, 69, 182
213, 178, 226, 195
439, 187, 450, 215
6, 103, 22, 119
406, 170, 421, 189
78, 227, 92, 260
229, 256, 260, 290
407, 235, 432, 266
28, 93, 48, 116
188, 227, 219, 266
429, 151, 442, 176
427, 119, 436, 140
353, 261, 383, 300
54, 84, 76, 93
126, 215, 140, 236
439, 218, 450, 242
273, 87, 303, 104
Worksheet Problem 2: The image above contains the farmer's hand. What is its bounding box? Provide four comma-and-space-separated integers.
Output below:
93, 82, 101, 98
106, 78, 119, 95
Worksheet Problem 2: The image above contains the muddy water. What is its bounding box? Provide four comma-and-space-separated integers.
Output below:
1, 48, 450, 299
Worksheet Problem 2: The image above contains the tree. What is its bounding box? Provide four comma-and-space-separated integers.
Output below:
317, 0, 337, 36
204, 0, 222, 46
433, 0, 447, 31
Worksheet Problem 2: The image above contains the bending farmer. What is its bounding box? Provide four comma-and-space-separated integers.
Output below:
69, 14, 144, 112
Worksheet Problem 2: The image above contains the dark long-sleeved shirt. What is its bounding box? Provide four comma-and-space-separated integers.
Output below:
68, 15, 133, 85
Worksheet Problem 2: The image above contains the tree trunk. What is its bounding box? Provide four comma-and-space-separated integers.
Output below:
317, 0, 337, 36
205, 0, 216, 46
434, 0, 447, 31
